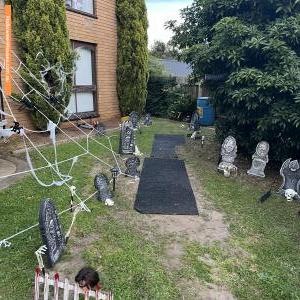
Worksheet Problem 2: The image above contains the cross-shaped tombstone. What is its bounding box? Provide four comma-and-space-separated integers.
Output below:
218, 136, 238, 177
278, 158, 300, 201
143, 113, 152, 126
119, 120, 135, 154
247, 141, 269, 178
94, 173, 114, 206
39, 198, 65, 267
125, 156, 140, 178
129, 111, 139, 130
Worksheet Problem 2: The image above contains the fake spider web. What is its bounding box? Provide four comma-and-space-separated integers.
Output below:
0, 39, 138, 249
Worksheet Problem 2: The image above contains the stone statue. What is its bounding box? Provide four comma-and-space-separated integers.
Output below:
94, 174, 114, 206
144, 113, 152, 126
129, 111, 139, 130
119, 120, 135, 154
125, 156, 140, 178
247, 141, 269, 178
278, 158, 300, 201
218, 136, 238, 177
39, 198, 65, 267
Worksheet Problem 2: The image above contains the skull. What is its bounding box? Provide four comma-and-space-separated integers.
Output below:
284, 189, 298, 202
224, 166, 231, 177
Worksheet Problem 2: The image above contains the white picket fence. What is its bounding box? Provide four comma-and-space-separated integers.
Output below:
34, 270, 113, 300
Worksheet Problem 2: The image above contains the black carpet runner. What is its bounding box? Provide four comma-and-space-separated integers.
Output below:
151, 134, 186, 159
134, 135, 198, 215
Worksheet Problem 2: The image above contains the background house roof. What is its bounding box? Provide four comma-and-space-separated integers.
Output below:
159, 59, 192, 79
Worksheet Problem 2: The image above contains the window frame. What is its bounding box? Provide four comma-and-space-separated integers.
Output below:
68, 41, 98, 120
66, 0, 97, 18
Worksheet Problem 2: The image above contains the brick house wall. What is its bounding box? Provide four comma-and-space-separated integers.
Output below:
0, 0, 120, 130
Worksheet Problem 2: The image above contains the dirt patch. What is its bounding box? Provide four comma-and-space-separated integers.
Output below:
178, 279, 235, 300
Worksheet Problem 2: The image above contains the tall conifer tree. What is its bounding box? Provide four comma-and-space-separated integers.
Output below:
11, 0, 74, 129
116, 0, 149, 115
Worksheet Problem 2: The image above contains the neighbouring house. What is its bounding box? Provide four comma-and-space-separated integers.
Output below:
159, 58, 207, 99
0, 0, 120, 130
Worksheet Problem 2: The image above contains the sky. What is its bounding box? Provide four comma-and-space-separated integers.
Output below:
146, 0, 193, 48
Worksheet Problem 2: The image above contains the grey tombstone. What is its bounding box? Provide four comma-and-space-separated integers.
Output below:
39, 198, 65, 267
247, 141, 269, 178
144, 113, 152, 126
125, 156, 140, 177
95, 123, 106, 136
190, 111, 201, 132
129, 111, 139, 130
218, 136, 238, 177
278, 159, 300, 200
119, 120, 135, 155
94, 173, 113, 203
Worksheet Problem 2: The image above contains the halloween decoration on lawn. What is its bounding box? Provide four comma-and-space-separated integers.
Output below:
119, 120, 135, 155
125, 156, 140, 178
218, 136, 238, 177
278, 159, 300, 201
143, 113, 152, 126
129, 111, 139, 130
247, 141, 269, 178
39, 199, 65, 267
94, 173, 114, 206
75, 267, 100, 292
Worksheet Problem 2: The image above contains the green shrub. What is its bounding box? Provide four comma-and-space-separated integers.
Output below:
168, 0, 300, 161
116, 0, 148, 116
11, 0, 75, 129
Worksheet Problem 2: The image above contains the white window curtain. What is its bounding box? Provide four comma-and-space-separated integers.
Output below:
70, 0, 94, 14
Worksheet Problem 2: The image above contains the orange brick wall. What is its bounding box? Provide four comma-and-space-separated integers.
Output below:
0, 1, 119, 130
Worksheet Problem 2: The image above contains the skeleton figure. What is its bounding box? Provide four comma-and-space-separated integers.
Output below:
94, 174, 114, 206
247, 141, 269, 178
218, 136, 238, 177
284, 189, 300, 202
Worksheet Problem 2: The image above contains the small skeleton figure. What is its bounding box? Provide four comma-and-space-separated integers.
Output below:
247, 141, 270, 178
75, 267, 100, 292
94, 174, 114, 206
284, 189, 300, 202
218, 136, 238, 177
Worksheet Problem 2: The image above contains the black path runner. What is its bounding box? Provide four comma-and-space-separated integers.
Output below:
134, 135, 198, 215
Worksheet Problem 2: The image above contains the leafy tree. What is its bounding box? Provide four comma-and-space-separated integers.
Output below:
116, 0, 148, 116
150, 40, 179, 59
11, 0, 75, 129
168, 0, 300, 161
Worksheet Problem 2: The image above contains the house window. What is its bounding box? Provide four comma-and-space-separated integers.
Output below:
67, 42, 97, 118
66, 0, 94, 15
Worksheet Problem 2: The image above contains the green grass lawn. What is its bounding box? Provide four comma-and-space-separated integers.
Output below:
0, 118, 299, 299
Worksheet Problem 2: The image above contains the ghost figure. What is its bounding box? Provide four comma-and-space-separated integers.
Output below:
247, 141, 269, 178
218, 136, 238, 177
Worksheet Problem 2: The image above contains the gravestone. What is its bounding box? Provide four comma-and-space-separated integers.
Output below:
278, 159, 300, 200
119, 120, 135, 154
218, 136, 238, 177
144, 113, 152, 126
129, 111, 139, 130
125, 156, 140, 177
39, 199, 65, 267
94, 173, 113, 205
247, 141, 269, 178
95, 123, 106, 136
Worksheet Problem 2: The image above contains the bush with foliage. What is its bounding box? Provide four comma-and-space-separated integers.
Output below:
168, 0, 300, 161
116, 0, 148, 116
11, 0, 74, 129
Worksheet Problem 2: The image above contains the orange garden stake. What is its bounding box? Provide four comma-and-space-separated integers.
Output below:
4, 4, 12, 96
